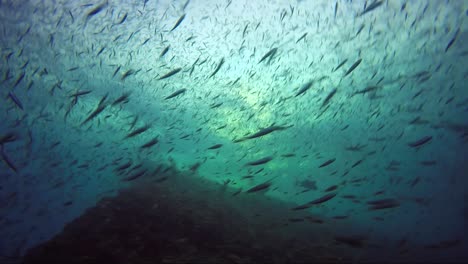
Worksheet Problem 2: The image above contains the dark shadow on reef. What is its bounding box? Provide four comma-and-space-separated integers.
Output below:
22, 164, 465, 264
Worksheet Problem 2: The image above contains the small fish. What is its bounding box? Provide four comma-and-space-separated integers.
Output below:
246, 181, 272, 193
343, 59, 362, 77
355, 24, 365, 37
67, 66, 80, 72
8, 91, 24, 110
295, 80, 313, 97
96, 46, 106, 56
235, 124, 293, 142
122, 169, 147, 182
115, 161, 132, 171
408, 136, 432, 147
291, 193, 337, 210
112, 92, 131, 106
1, 146, 17, 173
115, 13, 127, 25
357, 0, 383, 17
318, 158, 336, 168
333, 59, 347, 72
84, 1, 108, 25
113, 66, 121, 77
351, 159, 363, 168
352, 85, 380, 96
81, 104, 106, 126
325, 185, 338, 192
121, 69, 135, 81
158, 68, 182, 80
242, 24, 249, 38
160, 46, 170, 58
445, 27, 460, 53
296, 32, 307, 43
170, 14, 186, 32
0, 133, 17, 145
258, 47, 277, 64
207, 144, 223, 150
334, 2, 338, 18
140, 38, 151, 46
69, 90, 92, 97
209, 58, 224, 78
321, 88, 337, 108
367, 199, 400, 210
140, 137, 159, 149
125, 124, 151, 139
165, 88, 186, 100
12, 72, 25, 88
245, 156, 273, 166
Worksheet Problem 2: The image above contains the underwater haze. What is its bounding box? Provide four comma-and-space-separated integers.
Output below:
1, 0, 468, 262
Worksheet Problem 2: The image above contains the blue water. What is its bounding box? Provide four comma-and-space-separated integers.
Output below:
1, 0, 467, 262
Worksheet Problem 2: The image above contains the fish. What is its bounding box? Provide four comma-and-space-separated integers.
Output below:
12, 72, 25, 88
96, 46, 106, 56
115, 161, 132, 172
321, 88, 337, 108
296, 32, 307, 43
445, 27, 460, 53
112, 92, 131, 106
355, 24, 365, 37
140, 137, 159, 149
351, 159, 363, 168
81, 101, 106, 125
343, 59, 362, 77
333, 59, 347, 72
69, 90, 92, 97
113, 66, 121, 77
408, 136, 432, 147
1, 146, 17, 173
357, 0, 383, 17
367, 199, 400, 210
0, 133, 17, 145
207, 144, 223, 150
158, 68, 182, 80
84, 1, 108, 26
122, 169, 147, 182
352, 85, 380, 96
160, 46, 170, 58
170, 14, 186, 32
125, 124, 151, 139
291, 193, 337, 210
140, 38, 150, 46
121, 69, 135, 81
115, 12, 127, 25
210, 102, 223, 108
8, 91, 24, 110
209, 58, 224, 78
258, 47, 277, 64
245, 156, 273, 166
309, 193, 337, 204
318, 158, 336, 168
234, 124, 293, 142
242, 23, 249, 38
334, 2, 338, 18
165, 88, 186, 100
246, 181, 272, 193
67, 66, 80, 72
295, 80, 313, 97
